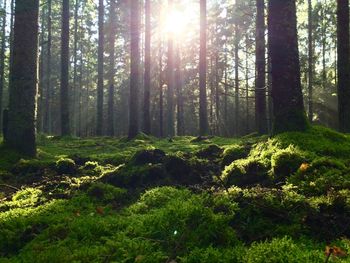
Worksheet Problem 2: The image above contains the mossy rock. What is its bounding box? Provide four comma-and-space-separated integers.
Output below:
130, 149, 166, 165
195, 144, 223, 160
164, 155, 200, 185
270, 145, 305, 181
221, 158, 270, 187
55, 158, 77, 175
11, 159, 48, 176
222, 145, 250, 167
68, 154, 91, 166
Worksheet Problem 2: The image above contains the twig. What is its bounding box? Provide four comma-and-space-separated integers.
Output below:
0, 184, 19, 191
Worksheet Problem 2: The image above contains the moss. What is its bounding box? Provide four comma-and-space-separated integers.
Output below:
195, 144, 223, 160
55, 158, 76, 175
130, 149, 166, 165
270, 145, 305, 181
221, 158, 270, 187
222, 144, 250, 167
87, 182, 127, 203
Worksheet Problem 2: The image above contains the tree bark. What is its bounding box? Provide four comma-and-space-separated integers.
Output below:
268, 0, 308, 133
128, 0, 140, 139
199, 0, 208, 135
6, 0, 39, 156
96, 0, 104, 135
167, 0, 175, 137
0, 0, 7, 134
255, 0, 267, 134
60, 0, 70, 136
307, 0, 313, 123
337, 0, 350, 132
143, 0, 151, 134
44, 0, 52, 134
107, 0, 116, 136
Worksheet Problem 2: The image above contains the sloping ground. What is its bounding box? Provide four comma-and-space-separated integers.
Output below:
0, 127, 350, 262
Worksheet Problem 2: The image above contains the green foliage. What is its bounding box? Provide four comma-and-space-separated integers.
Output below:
222, 144, 250, 167
87, 182, 127, 203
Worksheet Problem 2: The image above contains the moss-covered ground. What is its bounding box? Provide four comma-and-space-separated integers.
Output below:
0, 127, 350, 262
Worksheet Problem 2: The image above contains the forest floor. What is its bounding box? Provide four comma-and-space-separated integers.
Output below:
0, 127, 350, 262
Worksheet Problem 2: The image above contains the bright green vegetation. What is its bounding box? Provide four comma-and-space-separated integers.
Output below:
1, 127, 350, 262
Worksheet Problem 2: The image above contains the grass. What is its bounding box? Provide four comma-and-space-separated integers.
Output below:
0, 126, 350, 262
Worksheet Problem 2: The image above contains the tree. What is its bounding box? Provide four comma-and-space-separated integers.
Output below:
0, 0, 7, 133
5, 0, 40, 156
167, 0, 175, 137
107, 0, 116, 136
143, 0, 151, 135
307, 0, 314, 123
128, 0, 140, 139
96, 0, 104, 136
337, 0, 350, 132
60, 0, 70, 136
199, 0, 208, 135
268, 0, 308, 133
255, 0, 267, 134
44, 0, 52, 134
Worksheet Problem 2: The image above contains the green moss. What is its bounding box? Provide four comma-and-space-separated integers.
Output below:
55, 158, 76, 175
222, 144, 250, 167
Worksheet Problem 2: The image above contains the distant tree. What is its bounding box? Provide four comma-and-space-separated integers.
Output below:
337, 0, 350, 132
44, 0, 52, 134
199, 0, 208, 136
5, 0, 40, 156
128, 0, 140, 139
107, 0, 116, 136
60, 0, 70, 136
268, 0, 308, 133
167, 0, 175, 137
96, 0, 104, 136
307, 0, 314, 123
0, 0, 7, 134
143, 0, 151, 135
255, 0, 267, 134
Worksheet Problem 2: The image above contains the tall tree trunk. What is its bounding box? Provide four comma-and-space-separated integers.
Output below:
268, 0, 307, 133
143, 0, 151, 134
159, 34, 164, 137
167, 0, 175, 137
38, 6, 45, 134
337, 0, 350, 132
245, 34, 249, 134
0, 0, 7, 134
72, 0, 79, 135
128, 0, 140, 139
307, 0, 313, 123
44, 0, 52, 134
175, 44, 184, 136
6, 0, 39, 156
234, 24, 239, 136
60, 0, 70, 136
199, 0, 208, 135
96, 0, 104, 135
255, 0, 267, 134
107, 0, 116, 136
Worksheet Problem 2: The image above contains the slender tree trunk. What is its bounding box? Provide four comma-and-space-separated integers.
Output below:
143, 0, 151, 134
199, 0, 208, 135
6, 0, 39, 156
175, 44, 184, 136
215, 50, 220, 135
128, 0, 140, 139
337, 0, 350, 132
268, 0, 307, 133
72, 0, 79, 135
307, 0, 313, 123
96, 0, 104, 135
60, 0, 70, 136
255, 0, 267, 134
234, 25, 239, 136
44, 0, 52, 134
0, 0, 7, 134
167, 0, 175, 137
107, 0, 116, 136
245, 34, 249, 134
159, 34, 164, 137
38, 6, 45, 134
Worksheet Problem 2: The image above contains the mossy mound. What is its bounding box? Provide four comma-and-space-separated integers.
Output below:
55, 158, 77, 175
221, 144, 250, 167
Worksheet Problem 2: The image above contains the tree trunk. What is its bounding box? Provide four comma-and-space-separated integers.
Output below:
107, 0, 116, 136
6, 0, 39, 156
143, 0, 151, 134
337, 0, 350, 132
159, 33, 164, 137
44, 0, 52, 134
175, 44, 184, 136
255, 0, 267, 134
60, 0, 70, 136
128, 0, 140, 139
234, 24, 239, 136
0, 0, 7, 134
307, 0, 313, 123
96, 0, 104, 136
72, 0, 79, 135
268, 0, 308, 133
167, 0, 175, 137
199, 0, 208, 135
